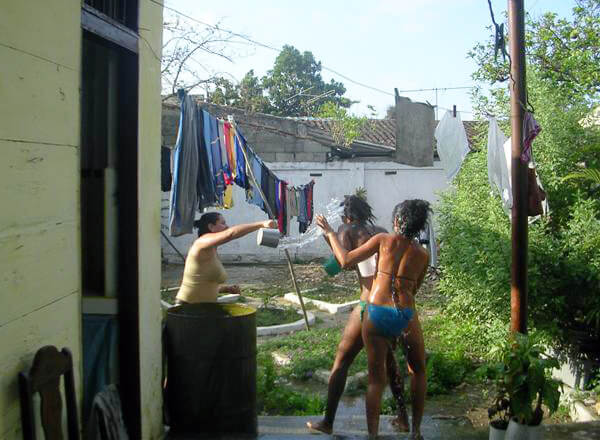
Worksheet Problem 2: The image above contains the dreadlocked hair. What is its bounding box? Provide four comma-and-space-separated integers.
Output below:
193, 212, 222, 237
392, 199, 431, 240
341, 195, 376, 225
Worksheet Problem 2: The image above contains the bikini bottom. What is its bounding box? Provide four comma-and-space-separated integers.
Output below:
366, 303, 414, 339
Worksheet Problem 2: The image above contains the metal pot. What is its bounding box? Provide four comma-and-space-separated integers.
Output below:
257, 228, 280, 248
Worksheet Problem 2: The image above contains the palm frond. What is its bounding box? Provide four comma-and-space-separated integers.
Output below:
562, 168, 600, 184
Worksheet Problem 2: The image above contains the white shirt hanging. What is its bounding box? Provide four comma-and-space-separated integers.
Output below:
434, 110, 471, 180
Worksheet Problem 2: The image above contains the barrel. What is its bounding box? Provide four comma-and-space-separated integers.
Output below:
165, 303, 257, 435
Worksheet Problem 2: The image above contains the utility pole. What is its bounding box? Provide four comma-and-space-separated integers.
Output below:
508, 0, 528, 334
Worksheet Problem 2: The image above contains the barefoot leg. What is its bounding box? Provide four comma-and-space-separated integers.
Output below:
306, 306, 363, 433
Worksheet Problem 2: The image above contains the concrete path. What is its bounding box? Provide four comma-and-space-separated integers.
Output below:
167, 419, 600, 439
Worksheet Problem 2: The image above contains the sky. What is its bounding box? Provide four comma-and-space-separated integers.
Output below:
163, 0, 576, 120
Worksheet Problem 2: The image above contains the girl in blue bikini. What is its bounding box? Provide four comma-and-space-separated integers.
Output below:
316, 199, 430, 439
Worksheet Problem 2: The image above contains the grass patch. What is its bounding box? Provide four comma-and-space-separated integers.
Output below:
259, 326, 368, 380
302, 284, 360, 304
257, 352, 325, 415
256, 307, 300, 327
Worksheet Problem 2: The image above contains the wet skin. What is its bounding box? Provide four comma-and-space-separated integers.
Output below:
306, 221, 410, 435
316, 215, 429, 438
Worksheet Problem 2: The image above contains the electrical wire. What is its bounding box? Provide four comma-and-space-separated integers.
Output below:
150, 0, 473, 99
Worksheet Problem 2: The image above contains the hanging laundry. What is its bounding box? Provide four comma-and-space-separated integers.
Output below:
246, 150, 264, 209
169, 92, 199, 236
218, 119, 229, 179
276, 180, 288, 235
487, 117, 510, 211
521, 112, 541, 163
298, 185, 308, 231
434, 110, 471, 180
204, 110, 225, 203
196, 105, 216, 209
223, 121, 236, 180
223, 184, 234, 209
287, 187, 299, 217
234, 131, 249, 189
297, 181, 315, 233
487, 116, 548, 217
267, 171, 278, 219
226, 121, 237, 178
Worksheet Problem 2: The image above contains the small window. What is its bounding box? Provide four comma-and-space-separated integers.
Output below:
84, 0, 137, 29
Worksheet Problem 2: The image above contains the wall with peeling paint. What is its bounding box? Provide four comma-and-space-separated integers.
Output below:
0, 2, 83, 439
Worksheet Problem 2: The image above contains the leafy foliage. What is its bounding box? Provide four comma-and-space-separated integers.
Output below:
438, 1, 600, 353
317, 102, 374, 148
262, 45, 351, 116
208, 45, 354, 117
477, 334, 561, 426
256, 352, 325, 415
210, 70, 272, 113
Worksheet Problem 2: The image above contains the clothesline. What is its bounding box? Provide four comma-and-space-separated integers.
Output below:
168, 90, 315, 237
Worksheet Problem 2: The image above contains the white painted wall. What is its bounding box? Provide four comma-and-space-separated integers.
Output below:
161, 160, 448, 264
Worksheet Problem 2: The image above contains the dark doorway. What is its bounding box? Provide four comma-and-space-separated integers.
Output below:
80, 13, 141, 438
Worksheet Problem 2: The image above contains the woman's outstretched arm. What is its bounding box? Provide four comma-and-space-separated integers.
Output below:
197, 219, 277, 249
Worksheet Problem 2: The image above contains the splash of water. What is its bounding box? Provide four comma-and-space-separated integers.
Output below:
278, 198, 343, 250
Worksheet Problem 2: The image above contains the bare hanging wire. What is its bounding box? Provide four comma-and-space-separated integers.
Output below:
486, 0, 534, 113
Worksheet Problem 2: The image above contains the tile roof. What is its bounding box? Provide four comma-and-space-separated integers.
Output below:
302, 118, 484, 150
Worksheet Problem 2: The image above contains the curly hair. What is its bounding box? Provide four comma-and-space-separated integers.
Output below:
340, 195, 376, 225
193, 212, 222, 237
392, 199, 431, 239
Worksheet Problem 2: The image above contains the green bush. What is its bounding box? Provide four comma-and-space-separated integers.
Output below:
256, 352, 325, 415
436, 91, 600, 356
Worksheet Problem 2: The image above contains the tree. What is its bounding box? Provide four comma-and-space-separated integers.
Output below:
161, 12, 242, 100
262, 45, 352, 116
317, 102, 374, 148
232, 70, 272, 113
210, 77, 239, 107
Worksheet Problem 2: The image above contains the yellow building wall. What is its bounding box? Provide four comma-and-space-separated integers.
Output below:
0, 1, 82, 439
137, 0, 164, 438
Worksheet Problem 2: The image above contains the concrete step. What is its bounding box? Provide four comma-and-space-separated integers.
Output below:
166, 419, 600, 439
259, 415, 484, 439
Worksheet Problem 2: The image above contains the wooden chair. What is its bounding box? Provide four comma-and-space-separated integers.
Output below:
19, 346, 79, 440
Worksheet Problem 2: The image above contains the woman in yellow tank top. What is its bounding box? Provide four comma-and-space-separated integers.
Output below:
176, 213, 278, 304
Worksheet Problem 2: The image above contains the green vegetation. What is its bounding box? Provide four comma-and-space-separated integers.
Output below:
256, 307, 300, 327
477, 333, 561, 427
438, 1, 600, 358
259, 327, 368, 380
257, 352, 326, 415
317, 102, 375, 148
211, 45, 351, 117
303, 284, 360, 304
